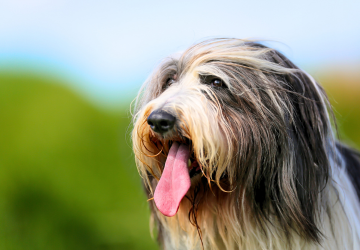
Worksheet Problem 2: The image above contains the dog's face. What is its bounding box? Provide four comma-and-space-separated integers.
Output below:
132, 39, 332, 244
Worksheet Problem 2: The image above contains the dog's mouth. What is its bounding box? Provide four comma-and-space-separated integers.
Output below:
169, 138, 202, 179
170, 139, 202, 178
164, 139, 202, 178
153, 139, 202, 217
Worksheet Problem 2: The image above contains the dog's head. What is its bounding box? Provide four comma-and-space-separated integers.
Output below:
132, 39, 334, 243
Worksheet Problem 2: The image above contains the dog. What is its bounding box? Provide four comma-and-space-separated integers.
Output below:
131, 39, 360, 250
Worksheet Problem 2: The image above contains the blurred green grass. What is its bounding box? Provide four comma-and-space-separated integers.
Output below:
317, 70, 360, 150
0, 72, 158, 250
0, 69, 358, 250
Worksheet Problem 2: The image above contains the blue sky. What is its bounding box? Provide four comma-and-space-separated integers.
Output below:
0, 0, 359, 108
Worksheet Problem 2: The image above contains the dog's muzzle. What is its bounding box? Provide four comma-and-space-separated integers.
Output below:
147, 110, 176, 134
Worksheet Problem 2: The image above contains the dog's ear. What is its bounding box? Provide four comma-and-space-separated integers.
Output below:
255, 46, 332, 242
271, 48, 331, 242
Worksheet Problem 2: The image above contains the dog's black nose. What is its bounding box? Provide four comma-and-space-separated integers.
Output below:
147, 110, 176, 134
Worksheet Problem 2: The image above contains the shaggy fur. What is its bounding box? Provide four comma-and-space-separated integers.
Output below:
131, 39, 360, 250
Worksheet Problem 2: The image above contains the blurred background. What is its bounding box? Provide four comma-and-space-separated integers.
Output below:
0, 0, 359, 249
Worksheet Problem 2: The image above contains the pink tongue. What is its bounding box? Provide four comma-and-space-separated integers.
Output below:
154, 142, 191, 217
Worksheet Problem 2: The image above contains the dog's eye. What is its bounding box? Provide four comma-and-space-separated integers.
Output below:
200, 75, 226, 88
166, 78, 176, 86
211, 78, 223, 87
163, 74, 177, 90
163, 77, 176, 90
